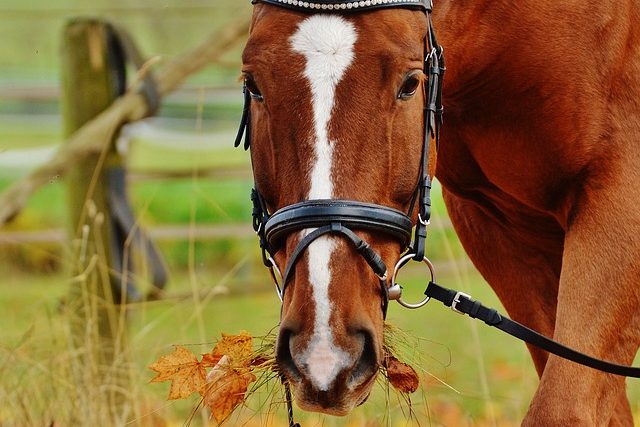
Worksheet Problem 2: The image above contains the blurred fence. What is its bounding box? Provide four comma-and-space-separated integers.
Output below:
0, 3, 458, 256
0, 0, 248, 76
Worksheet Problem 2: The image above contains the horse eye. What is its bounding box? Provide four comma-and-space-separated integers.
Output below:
244, 75, 263, 102
397, 73, 421, 100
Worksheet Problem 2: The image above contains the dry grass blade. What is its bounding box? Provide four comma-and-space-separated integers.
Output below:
382, 323, 460, 394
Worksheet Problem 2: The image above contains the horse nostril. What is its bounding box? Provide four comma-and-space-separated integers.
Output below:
277, 325, 380, 393
349, 329, 379, 386
276, 328, 302, 382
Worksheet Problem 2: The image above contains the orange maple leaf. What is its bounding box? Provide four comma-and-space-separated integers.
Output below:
386, 355, 420, 394
201, 352, 223, 368
148, 345, 206, 400
202, 331, 253, 368
150, 332, 263, 423
203, 355, 257, 424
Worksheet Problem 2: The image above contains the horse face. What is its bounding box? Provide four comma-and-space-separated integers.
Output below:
242, 5, 427, 415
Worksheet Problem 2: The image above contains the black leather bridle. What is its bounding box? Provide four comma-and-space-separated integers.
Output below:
236, 0, 445, 319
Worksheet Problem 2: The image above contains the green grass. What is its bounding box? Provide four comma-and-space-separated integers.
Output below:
0, 178, 252, 226
0, 117, 62, 150
0, 264, 537, 426
128, 141, 246, 173
2, 114, 637, 426
3, 208, 639, 426
0, 139, 530, 425
4, 185, 633, 422
7, 258, 639, 426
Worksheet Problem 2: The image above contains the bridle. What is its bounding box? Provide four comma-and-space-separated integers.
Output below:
236, 0, 445, 319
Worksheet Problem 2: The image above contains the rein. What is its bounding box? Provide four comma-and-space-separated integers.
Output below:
236, 0, 639, 425
423, 282, 640, 378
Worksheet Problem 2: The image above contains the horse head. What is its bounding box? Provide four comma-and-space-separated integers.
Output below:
239, 0, 439, 415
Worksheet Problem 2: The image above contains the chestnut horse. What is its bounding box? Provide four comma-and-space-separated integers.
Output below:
239, 0, 640, 424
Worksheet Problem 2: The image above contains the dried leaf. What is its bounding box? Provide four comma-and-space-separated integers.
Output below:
386, 355, 419, 393
207, 331, 253, 366
150, 332, 264, 422
201, 353, 223, 368
148, 346, 206, 400
204, 355, 257, 424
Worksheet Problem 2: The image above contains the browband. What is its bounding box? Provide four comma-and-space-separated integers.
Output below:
251, 0, 431, 13
264, 199, 413, 248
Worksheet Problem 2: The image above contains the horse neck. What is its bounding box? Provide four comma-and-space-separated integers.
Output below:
434, 0, 628, 108
431, 0, 632, 220
432, 0, 509, 94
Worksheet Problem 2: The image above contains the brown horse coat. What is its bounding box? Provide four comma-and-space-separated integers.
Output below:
243, 1, 640, 424
435, 1, 640, 425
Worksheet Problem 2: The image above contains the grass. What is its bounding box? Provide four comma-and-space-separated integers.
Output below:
2, 121, 637, 423
8, 248, 639, 426
0, 262, 538, 426
3, 206, 639, 425
0, 135, 537, 425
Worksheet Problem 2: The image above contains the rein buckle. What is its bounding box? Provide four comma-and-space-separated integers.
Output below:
451, 291, 471, 314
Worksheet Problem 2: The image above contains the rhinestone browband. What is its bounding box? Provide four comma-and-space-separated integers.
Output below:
252, 0, 431, 12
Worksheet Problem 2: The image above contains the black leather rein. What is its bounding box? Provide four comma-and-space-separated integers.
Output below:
423, 282, 640, 378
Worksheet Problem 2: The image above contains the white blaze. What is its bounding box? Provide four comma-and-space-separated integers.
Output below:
290, 15, 357, 391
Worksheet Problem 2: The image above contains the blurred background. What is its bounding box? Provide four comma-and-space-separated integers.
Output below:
0, 1, 637, 426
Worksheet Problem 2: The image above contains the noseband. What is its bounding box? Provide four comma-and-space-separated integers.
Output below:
236, 0, 445, 318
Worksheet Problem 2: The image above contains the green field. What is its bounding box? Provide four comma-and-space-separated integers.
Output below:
0, 107, 540, 424
2, 160, 640, 425
3, 237, 639, 426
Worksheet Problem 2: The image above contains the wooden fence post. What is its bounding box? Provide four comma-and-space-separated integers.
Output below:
61, 18, 130, 423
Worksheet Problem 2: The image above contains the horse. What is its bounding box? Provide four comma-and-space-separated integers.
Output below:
238, 0, 640, 424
